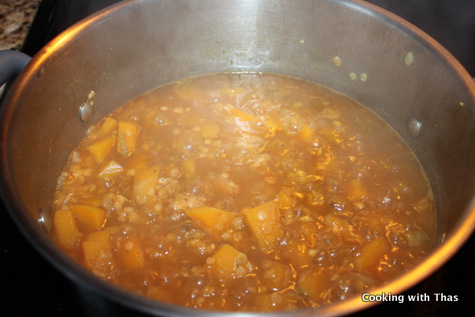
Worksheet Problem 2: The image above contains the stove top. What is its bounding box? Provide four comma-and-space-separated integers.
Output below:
1, 0, 474, 316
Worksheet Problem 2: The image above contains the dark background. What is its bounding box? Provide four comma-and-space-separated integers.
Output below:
1, 0, 474, 316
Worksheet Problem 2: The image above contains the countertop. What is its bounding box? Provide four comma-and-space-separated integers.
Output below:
0, 0, 41, 50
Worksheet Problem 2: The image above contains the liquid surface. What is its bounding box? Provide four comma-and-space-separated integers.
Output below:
51, 73, 436, 311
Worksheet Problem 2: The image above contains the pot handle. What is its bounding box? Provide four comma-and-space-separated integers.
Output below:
0, 50, 31, 87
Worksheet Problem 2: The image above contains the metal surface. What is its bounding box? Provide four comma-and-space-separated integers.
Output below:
0, 50, 31, 86
1, 0, 474, 316
406, 117, 422, 138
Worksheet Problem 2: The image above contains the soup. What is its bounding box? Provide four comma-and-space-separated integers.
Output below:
51, 73, 436, 311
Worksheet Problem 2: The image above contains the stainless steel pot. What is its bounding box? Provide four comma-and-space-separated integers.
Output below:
1, 0, 474, 316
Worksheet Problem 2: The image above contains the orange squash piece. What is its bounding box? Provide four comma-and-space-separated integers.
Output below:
262, 261, 292, 291
85, 230, 111, 243
347, 179, 368, 202
243, 200, 283, 252
87, 136, 116, 162
98, 160, 124, 178
357, 236, 391, 273
185, 206, 236, 235
297, 266, 331, 304
82, 230, 113, 269
277, 187, 296, 209
253, 290, 298, 312
299, 125, 317, 143
223, 103, 255, 122
182, 159, 195, 178
70, 204, 106, 231
118, 235, 144, 271
209, 243, 249, 282
133, 166, 160, 205
96, 117, 118, 138
117, 120, 139, 157
53, 209, 82, 248
284, 239, 315, 269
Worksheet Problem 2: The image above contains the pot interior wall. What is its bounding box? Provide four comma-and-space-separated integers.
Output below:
2, 0, 475, 302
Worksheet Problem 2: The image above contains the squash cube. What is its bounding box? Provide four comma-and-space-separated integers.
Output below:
357, 236, 391, 273
54, 209, 82, 248
183, 159, 195, 178
70, 204, 106, 231
87, 136, 116, 162
133, 166, 160, 205
96, 117, 118, 138
297, 266, 331, 304
253, 290, 298, 312
347, 179, 367, 202
243, 200, 283, 252
208, 243, 249, 282
262, 260, 292, 291
277, 187, 295, 209
299, 125, 316, 143
223, 103, 255, 122
118, 235, 144, 271
284, 239, 315, 269
82, 230, 113, 269
98, 160, 124, 178
186, 206, 236, 235
117, 120, 139, 157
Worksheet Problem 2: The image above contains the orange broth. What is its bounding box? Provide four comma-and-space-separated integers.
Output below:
51, 73, 436, 311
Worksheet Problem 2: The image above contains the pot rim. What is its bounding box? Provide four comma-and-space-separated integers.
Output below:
1, 0, 475, 316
